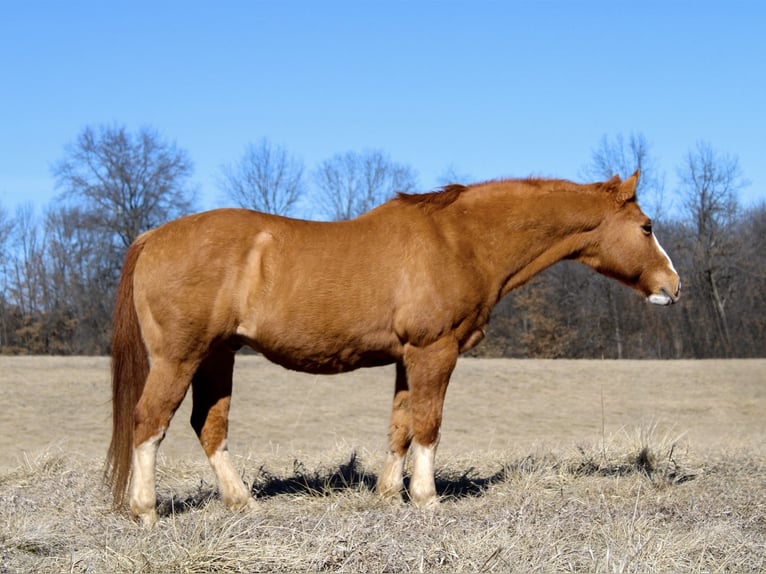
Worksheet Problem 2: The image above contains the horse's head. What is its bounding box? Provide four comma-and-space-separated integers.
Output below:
580, 171, 681, 306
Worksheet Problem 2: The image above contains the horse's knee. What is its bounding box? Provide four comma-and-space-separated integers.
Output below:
134, 359, 195, 445
387, 419, 412, 456
409, 401, 442, 453
132, 402, 167, 449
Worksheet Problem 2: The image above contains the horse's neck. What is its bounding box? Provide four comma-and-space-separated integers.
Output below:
440, 187, 603, 299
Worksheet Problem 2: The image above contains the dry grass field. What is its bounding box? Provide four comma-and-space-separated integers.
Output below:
1, 356, 764, 572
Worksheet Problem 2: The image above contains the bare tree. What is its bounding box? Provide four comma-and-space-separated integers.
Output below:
732, 203, 766, 355
313, 149, 418, 220
7, 204, 45, 318
219, 139, 304, 216
53, 124, 197, 250
677, 141, 747, 356
0, 202, 13, 294
43, 205, 116, 352
0, 204, 49, 352
0, 203, 15, 348
582, 132, 666, 219
515, 274, 576, 358
0, 203, 11, 253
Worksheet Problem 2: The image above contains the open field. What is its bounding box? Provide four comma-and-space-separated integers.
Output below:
1, 356, 764, 572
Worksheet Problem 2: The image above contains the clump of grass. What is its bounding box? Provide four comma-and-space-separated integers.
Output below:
569, 420, 698, 487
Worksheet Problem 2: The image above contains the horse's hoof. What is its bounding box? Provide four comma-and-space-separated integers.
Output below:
411, 492, 439, 509
135, 508, 158, 528
376, 484, 403, 500
224, 495, 257, 513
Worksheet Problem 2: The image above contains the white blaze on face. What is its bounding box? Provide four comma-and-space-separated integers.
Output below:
653, 233, 678, 275
647, 233, 679, 306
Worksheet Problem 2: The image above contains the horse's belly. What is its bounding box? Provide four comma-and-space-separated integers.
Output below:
235, 320, 401, 374
262, 345, 396, 374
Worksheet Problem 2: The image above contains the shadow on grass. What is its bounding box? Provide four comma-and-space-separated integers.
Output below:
157, 482, 219, 518
252, 452, 377, 499
250, 452, 511, 502
156, 448, 696, 517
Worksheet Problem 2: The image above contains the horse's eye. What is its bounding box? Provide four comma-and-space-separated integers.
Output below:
641, 222, 653, 235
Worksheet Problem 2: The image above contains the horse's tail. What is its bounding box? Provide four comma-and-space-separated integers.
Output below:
105, 236, 150, 507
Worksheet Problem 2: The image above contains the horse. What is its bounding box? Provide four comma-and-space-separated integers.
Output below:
106, 171, 680, 526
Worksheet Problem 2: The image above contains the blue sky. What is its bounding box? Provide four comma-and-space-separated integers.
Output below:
1, 1, 764, 218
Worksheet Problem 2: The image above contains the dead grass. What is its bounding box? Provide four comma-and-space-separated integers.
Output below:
1, 438, 764, 572
0, 357, 764, 571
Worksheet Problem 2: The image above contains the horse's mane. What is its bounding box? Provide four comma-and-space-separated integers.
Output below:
395, 184, 469, 213
396, 176, 621, 214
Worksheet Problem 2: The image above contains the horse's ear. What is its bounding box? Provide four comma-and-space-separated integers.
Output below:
605, 174, 621, 187
615, 170, 639, 204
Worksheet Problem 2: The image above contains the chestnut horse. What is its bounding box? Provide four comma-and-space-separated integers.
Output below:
106, 171, 680, 525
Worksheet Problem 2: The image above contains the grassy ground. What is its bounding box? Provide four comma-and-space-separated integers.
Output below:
0, 357, 764, 572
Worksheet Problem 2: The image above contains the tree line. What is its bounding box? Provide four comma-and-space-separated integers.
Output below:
0, 126, 762, 357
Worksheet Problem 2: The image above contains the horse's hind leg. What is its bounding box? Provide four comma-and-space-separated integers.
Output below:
378, 363, 412, 499
190, 347, 253, 512
131, 358, 197, 526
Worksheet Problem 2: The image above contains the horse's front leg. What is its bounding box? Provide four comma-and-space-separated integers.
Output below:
379, 337, 458, 507
378, 363, 411, 499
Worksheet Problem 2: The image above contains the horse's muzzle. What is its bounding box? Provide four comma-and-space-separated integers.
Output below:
648, 283, 681, 306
